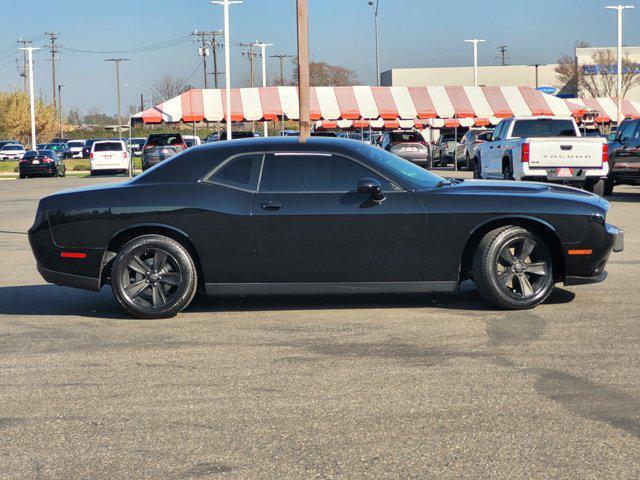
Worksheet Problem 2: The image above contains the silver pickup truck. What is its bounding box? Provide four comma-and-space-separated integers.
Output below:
474, 116, 609, 194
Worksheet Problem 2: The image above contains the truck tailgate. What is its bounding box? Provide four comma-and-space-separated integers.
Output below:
528, 138, 604, 169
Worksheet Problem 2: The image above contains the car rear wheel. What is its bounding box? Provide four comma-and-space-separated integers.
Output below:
473, 226, 555, 310
502, 161, 514, 180
473, 157, 482, 179
603, 178, 614, 196
111, 234, 197, 319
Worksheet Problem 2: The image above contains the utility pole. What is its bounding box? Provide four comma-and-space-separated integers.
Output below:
209, 31, 224, 88
140, 93, 144, 112
297, 0, 310, 142
240, 42, 261, 87
17, 38, 32, 94
105, 58, 129, 138
496, 44, 509, 66
464, 38, 485, 86
270, 54, 293, 85
19, 47, 40, 149
192, 31, 210, 88
254, 42, 273, 136
212, 0, 243, 140
58, 84, 64, 138
44, 32, 60, 110
606, 5, 635, 126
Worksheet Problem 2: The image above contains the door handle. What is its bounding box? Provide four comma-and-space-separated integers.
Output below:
261, 201, 282, 211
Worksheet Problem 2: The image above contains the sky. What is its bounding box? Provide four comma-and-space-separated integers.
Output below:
1, 0, 639, 115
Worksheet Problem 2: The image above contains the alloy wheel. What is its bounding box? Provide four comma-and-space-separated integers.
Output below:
120, 248, 183, 309
495, 236, 551, 299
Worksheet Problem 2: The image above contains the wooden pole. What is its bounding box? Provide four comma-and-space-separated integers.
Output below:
296, 0, 310, 142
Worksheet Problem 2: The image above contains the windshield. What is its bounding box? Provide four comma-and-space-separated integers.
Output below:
368, 147, 443, 190
511, 119, 577, 137
94, 142, 123, 152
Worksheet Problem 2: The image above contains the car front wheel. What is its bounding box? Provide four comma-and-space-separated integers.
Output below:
111, 234, 198, 319
473, 226, 555, 310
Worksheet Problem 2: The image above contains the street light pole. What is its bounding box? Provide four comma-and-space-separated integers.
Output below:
20, 46, 40, 149
368, 0, 380, 86
58, 84, 64, 138
255, 42, 273, 137
212, 0, 243, 141
105, 58, 129, 138
606, 4, 635, 126
464, 38, 485, 86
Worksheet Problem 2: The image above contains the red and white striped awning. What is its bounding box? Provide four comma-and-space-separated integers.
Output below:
132, 85, 617, 127
564, 97, 640, 123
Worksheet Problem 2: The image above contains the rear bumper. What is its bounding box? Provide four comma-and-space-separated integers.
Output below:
37, 264, 100, 292
19, 165, 58, 176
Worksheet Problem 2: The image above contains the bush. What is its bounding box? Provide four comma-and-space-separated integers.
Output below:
73, 163, 89, 171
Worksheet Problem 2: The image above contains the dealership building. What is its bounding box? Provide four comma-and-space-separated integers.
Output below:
381, 46, 640, 103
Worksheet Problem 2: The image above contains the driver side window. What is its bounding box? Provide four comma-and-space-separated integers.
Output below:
259, 153, 397, 193
619, 121, 638, 142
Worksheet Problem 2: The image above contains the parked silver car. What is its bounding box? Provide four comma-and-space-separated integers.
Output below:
379, 131, 429, 167
454, 129, 493, 170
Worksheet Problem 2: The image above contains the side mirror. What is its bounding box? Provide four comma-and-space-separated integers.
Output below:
607, 133, 617, 142
357, 178, 385, 202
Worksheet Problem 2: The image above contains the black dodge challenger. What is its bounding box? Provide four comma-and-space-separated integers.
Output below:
29, 137, 623, 318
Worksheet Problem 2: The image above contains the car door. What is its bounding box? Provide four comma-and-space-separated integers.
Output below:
252, 152, 429, 283
613, 120, 640, 171
485, 121, 507, 177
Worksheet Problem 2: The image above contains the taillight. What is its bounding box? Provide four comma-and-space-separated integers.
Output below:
476, 140, 485, 144
43, 157, 53, 163
90, 153, 93, 159
602, 143, 608, 163
122, 151, 128, 158
181, 143, 187, 150
521, 143, 530, 163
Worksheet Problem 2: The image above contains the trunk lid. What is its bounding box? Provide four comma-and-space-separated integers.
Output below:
527, 137, 604, 169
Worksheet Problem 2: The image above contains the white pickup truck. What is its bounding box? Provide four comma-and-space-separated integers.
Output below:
474, 116, 609, 194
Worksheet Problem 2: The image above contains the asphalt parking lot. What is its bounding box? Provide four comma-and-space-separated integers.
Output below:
1, 174, 639, 479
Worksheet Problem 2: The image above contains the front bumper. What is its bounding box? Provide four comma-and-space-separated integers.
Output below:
562, 222, 623, 286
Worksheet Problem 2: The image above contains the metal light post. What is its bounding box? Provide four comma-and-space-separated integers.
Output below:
212, 0, 243, 141
606, 5, 635, 126
106, 58, 129, 139
58, 84, 64, 138
368, 0, 380, 86
20, 46, 40, 149
464, 38, 485, 86
255, 42, 273, 137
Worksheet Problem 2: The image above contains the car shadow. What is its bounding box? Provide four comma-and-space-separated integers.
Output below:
607, 190, 640, 203
0, 282, 575, 319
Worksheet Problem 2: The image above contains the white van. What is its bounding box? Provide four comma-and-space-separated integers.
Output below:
90, 140, 129, 175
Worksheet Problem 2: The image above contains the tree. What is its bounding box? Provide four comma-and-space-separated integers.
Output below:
0, 90, 57, 144
555, 43, 640, 97
151, 74, 188, 102
67, 108, 82, 126
293, 60, 358, 87
82, 106, 116, 126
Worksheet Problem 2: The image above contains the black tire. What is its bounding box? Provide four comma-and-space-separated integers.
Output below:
502, 160, 514, 180
603, 178, 614, 196
473, 156, 482, 179
19, 173, 26, 179
111, 234, 197, 319
473, 226, 555, 310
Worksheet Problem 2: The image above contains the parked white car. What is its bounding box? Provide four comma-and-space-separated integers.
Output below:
66, 139, 85, 159
90, 140, 130, 175
0, 143, 26, 160
474, 116, 608, 194
182, 135, 202, 148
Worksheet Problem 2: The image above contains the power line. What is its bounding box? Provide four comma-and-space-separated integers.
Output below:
61, 35, 192, 54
